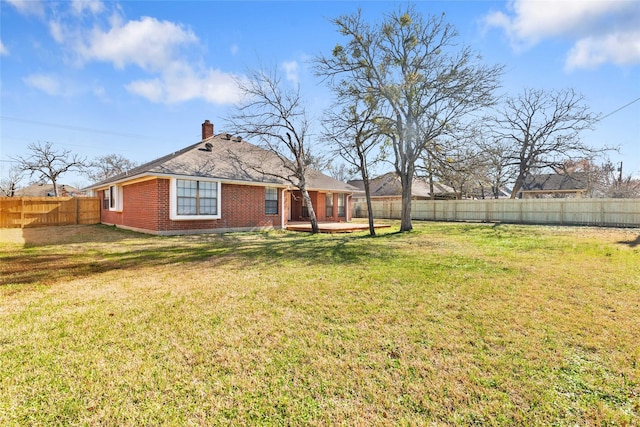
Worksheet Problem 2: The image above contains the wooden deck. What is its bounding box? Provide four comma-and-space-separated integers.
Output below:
286, 221, 391, 233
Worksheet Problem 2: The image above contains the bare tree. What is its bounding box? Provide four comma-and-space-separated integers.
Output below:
478, 140, 515, 199
12, 142, 86, 196
227, 67, 320, 233
471, 126, 516, 199
0, 165, 24, 197
326, 162, 353, 183
315, 6, 503, 231
432, 141, 486, 199
85, 154, 138, 183
489, 88, 611, 198
322, 92, 385, 236
597, 160, 640, 198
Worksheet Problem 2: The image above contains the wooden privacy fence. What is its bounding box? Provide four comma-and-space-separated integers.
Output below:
0, 197, 101, 228
353, 198, 640, 228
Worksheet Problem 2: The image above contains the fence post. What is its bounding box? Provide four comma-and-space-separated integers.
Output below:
20, 197, 25, 229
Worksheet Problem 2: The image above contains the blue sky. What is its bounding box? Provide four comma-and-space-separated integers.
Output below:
1, 0, 639, 187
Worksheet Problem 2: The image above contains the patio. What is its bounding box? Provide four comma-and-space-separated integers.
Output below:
286, 221, 391, 233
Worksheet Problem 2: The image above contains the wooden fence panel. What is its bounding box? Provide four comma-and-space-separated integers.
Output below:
0, 198, 22, 228
0, 197, 101, 228
354, 198, 640, 228
77, 198, 101, 224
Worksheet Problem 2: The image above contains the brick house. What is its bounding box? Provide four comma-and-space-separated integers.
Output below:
85, 121, 359, 235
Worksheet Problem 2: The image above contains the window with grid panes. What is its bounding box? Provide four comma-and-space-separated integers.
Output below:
337, 193, 345, 217
265, 187, 278, 215
176, 179, 217, 216
325, 192, 333, 217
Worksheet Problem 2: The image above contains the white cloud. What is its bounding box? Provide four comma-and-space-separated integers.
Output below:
48, 20, 65, 43
5, 0, 45, 18
74, 15, 243, 105
125, 78, 165, 103
22, 73, 92, 97
78, 16, 198, 71
566, 30, 640, 70
23, 74, 61, 95
281, 60, 299, 85
70, 0, 104, 16
126, 63, 244, 105
14, 3, 243, 105
0, 40, 8, 56
483, 0, 640, 69
230, 43, 239, 56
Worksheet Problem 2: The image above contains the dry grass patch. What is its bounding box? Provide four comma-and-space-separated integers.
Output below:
1, 223, 639, 425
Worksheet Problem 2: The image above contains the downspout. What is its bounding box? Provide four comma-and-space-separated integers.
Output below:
347, 194, 351, 222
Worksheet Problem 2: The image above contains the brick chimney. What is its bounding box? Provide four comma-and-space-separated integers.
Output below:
202, 120, 214, 140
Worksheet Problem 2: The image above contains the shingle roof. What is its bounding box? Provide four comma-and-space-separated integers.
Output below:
15, 184, 82, 197
520, 173, 589, 192
349, 172, 453, 198
86, 133, 359, 193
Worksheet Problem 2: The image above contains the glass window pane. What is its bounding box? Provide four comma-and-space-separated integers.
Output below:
266, 187, 278, 200
178, 197, 196, 215
199, 198, 217, 215
265, 187, 278, 214
176, 179, 218, 216
177, 180, 197, 197
199, 181, 217, 198
266, 200, 277, 215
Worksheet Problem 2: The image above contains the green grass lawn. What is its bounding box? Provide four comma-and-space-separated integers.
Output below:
1, 222, 639, 426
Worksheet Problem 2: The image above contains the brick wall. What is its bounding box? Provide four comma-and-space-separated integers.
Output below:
100, 189, 123, 225
125, 180, 161, 231
101, 178, 284, 234
289, 190, 349, 222
100, 180, 160, 230
99, 178, 351, 233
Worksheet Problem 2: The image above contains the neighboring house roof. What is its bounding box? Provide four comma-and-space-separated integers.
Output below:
15, 184, 81, 197
466, 185, 512, 199
520, 173, 589, 193
349, 172, 454, 198
86, 132, 359, 193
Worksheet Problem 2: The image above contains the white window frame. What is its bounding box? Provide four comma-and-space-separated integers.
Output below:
107, 185, 123, 211
337, 193, 346, 217
103, 188, 110, 210
325, 192, 334, 217
265, 187, 278, 215
169, 178, 221, 221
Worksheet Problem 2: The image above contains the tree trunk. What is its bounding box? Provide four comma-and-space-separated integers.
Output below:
300, 186, 319, 233
362, 174, 376, 237
357, 151, 376, 236
510, 172, 526, 199
429, 171, 435, 201
399, 170, 413, 232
